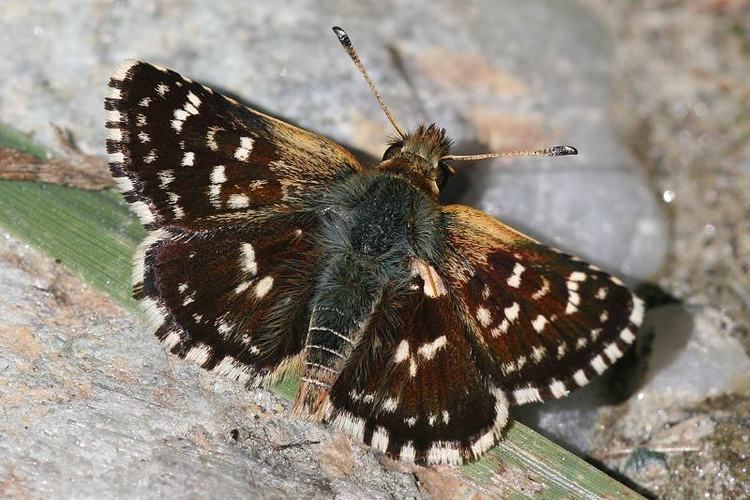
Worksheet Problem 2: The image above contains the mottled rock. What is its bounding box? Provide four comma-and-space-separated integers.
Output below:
0, 232, 418, 498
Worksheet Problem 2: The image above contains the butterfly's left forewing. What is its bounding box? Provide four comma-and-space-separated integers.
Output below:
106, 60, 364, 231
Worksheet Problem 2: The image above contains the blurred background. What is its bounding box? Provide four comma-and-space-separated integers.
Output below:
1, 0, 748, 497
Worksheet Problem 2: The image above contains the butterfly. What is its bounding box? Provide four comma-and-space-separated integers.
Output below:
105, 26, 643, 465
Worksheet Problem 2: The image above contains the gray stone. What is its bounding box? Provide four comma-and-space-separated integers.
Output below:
0, 232, 418, 498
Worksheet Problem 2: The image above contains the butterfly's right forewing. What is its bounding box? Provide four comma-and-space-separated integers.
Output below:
441, 205, 643, 405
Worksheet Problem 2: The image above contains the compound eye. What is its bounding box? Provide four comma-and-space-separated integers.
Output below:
436, 161, 455, 190
382, 142, 402, 160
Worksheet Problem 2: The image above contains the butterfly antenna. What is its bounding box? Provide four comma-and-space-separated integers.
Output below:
332, 26, 407, 139
442, 145, 578, 162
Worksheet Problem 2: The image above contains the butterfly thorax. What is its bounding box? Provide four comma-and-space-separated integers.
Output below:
379, 124, 454, 196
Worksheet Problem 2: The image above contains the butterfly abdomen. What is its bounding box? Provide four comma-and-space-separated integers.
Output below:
295, 174, 444, 417
295, 254, 383, 417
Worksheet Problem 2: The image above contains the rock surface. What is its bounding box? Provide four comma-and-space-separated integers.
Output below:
0, 233, 419, 498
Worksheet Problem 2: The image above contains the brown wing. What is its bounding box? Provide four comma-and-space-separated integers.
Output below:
135, 217, 322, 386
325, 282, 509, 465
441, 205, 644, 405
106, 61, 365, 380
105, 60, 364, 231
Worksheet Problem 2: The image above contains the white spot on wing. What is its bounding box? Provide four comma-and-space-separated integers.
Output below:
491, 319, 509, 337
549, 380, 569, 398
504, 302, 520, 322
476, 306, 492, 327
162, 331, 181, 349
427, 444, 461, 465
604, 343, 623, 362
213, 355, 253, 383
620, 327, 636, 344
333, 410, 365, 441
531, 345, 546, 363
234, 136, 254, 161
254, 276, 273, 299
590, 354, 607, 374
186, 91, 201, 107
400, 442, 416, 463
112, 176, 134, 193
181, 152, 194, 166
513, 386, 542, 404
507, 263, 525, 288
531, 314, 548, 333
185, 344, 212, 366
417, 335, 447, 360
240, 243, 257, 275
211, 165, 227, 184
228, 193, 250, 208
532, 277, 551, 299
371, 427, 389, 453
381, 397, 399, 413
158, 170, 174, 187
630, 296, 645, 325
130, 200, 155, 224
206, 128, 220, 151
139, 296, 167, 330
132, 229, 167, 287
107, 109, 122, 124
569, 271, 587, 282
143, 149, 157, 163
111, 60, 139, 81
394, 340, 409, 363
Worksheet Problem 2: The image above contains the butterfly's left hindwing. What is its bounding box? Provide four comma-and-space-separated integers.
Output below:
136, 218, 321, 385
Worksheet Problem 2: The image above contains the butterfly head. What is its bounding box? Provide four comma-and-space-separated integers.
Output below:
332, 26, 577, 195
380, 123, 456, 195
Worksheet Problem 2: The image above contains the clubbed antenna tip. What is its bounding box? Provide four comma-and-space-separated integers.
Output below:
331, 26, 407, 139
